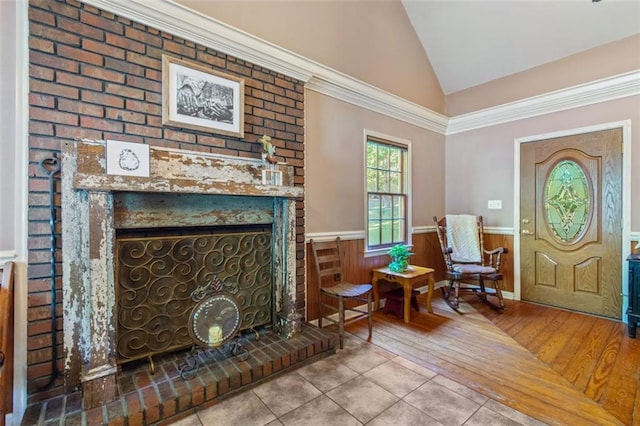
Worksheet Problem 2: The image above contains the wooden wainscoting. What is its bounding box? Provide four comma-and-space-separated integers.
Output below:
306, 231, 514, 321
307, 233, 445, 321
483, 232, 514, 293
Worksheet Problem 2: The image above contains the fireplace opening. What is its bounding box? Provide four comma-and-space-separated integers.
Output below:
115, 224, 273, 366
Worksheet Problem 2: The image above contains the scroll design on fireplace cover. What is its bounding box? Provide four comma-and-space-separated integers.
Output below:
115, 231, 271, 364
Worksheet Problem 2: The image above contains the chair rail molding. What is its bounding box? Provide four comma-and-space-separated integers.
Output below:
305, 231, 366, 243
307, 227, 515, 241
484, 226, 515, 236
0, 250, 16, 268
412, 226, 435, 234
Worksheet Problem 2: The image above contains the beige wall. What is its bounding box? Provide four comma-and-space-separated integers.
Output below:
176, 0, 444, 113
445, 95, 640, 229
174, 1, 639, 235
176, 0, 448, 235
445, 34, 639, 231
446, 35, 640, 116
305, 90, 446, 234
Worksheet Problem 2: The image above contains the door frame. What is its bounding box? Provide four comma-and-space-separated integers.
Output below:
513, 120, 632, 320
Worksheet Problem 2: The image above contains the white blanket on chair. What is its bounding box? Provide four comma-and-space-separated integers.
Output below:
446, 214, 481, 263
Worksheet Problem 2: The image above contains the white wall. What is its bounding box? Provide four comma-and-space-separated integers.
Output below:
0, 1, 17, 261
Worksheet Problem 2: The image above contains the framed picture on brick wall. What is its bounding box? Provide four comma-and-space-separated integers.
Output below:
162, 55, 245, 137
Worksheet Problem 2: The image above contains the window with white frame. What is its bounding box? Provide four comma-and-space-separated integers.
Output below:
366, 134, 409, 251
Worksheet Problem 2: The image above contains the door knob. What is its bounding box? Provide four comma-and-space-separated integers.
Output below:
522, 219, 530, 224
521, 229, 532, 235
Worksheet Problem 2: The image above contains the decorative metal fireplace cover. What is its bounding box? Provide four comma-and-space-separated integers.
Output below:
115, 229, 272, 364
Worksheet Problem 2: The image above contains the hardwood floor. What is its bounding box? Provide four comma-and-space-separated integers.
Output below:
345, 294, 639, 425
469, 297, 640, 426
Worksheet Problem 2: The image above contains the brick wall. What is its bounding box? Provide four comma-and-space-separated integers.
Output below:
27, 0, 305, 401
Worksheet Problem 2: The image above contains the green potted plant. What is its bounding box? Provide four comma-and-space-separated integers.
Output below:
388, 244, 414, 272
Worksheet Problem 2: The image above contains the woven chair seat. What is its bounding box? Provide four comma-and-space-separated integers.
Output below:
322, 282, 372, 298
452, 264, 496, 274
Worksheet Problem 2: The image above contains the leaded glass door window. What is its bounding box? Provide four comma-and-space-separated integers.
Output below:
544, 160, 591, 243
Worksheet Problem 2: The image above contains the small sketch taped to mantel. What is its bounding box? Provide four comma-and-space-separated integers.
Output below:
106, 140, 150, 177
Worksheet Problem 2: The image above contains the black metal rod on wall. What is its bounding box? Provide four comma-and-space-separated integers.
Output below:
38, 155, 62, 390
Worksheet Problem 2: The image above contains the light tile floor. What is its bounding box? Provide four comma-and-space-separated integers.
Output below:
169, 332, 547, 426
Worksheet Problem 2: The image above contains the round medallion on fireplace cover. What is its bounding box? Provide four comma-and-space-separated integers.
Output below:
188, 293, 242, 348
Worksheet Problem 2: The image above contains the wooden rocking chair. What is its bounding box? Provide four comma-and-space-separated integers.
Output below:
433, 215, 507, 311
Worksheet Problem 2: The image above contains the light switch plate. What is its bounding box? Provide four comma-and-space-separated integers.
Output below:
488, 200, 502, 210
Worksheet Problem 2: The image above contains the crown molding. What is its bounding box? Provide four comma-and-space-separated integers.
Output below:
80, 1, 638, 137
306, 75, 449, 134
84, 0, 314, 82
447, 71, 640, 135
83, 0, 448, 135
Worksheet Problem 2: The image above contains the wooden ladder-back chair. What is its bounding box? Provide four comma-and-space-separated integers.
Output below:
433, 215, 507, 311
310, 238, 372, 349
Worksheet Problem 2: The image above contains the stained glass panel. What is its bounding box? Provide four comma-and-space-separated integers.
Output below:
544, 160, 590, 242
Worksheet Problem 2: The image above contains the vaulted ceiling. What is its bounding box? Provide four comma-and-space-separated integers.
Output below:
402, 0, 640, 94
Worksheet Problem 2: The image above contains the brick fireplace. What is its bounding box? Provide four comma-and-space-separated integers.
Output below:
59, 139, 328, 415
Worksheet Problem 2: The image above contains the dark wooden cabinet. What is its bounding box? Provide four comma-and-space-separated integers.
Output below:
627, 254, 640, 338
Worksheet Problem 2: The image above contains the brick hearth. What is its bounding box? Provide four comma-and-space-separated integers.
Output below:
21, 324, 336, 425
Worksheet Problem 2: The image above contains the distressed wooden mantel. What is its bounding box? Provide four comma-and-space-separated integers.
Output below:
61, 140, 303, 409
71, 139, 302, 197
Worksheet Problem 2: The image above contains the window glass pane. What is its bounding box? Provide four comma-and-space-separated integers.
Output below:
368, 195, 380, 220
378, 144, 389, 169
544, 160, 590, 243
392, 195, 404, 218
389, 171, 401, 194
393, 219, 405, 243
381, 195, 392, 219
366, 169, 377, 192
377, 170, 389, 193
389, 148, 401, 172
381, 220, 392, 243
368, 222, 380, 246
366, 143, 377, 168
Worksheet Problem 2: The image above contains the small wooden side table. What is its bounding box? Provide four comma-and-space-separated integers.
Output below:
372, 265, 436, 323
